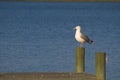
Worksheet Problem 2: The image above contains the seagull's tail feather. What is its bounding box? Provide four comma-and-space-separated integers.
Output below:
88, 40, 94, 44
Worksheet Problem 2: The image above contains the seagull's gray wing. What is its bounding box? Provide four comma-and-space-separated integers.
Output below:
81, 33, 93, 44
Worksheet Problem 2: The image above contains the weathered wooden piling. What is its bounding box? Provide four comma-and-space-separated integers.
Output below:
95, 52, 106, 80
75, 47, 85, 73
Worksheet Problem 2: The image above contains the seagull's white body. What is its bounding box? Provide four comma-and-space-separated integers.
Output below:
75, 29, 84, 44
74, 26, 93, 46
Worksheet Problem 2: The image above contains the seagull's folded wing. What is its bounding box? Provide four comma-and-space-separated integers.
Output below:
81, 33, 93, 44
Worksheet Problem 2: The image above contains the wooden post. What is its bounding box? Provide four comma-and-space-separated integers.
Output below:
95, 52, 106, 80
75, 47, 85, 73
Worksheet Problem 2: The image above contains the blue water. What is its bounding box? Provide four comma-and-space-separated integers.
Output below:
0, 2, 120, 80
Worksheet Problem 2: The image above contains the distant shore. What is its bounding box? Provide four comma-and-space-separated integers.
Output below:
0, 0, 119, 2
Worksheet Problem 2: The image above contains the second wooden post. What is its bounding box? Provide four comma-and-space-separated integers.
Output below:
75, 47, 85, 73
95, 52, 106, 80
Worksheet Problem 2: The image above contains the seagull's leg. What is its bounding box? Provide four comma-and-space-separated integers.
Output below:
80, 44, 81, 47
80, 43, 83, 47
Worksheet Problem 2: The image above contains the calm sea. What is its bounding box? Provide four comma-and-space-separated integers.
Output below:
0, 2, 120, 80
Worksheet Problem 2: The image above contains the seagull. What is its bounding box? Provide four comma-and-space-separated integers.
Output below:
73, 26, 93, 47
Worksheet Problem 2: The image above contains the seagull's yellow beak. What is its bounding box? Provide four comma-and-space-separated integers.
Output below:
73, 27, 76, 30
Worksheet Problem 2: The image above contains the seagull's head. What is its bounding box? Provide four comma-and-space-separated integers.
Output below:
73, 26, 81, 30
